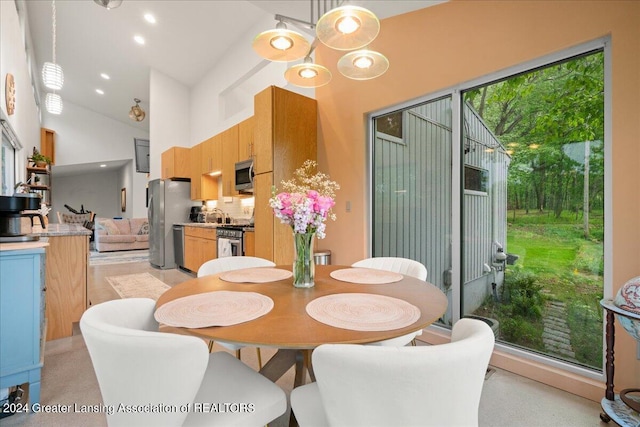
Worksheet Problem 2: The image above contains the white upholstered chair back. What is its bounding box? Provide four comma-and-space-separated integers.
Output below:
291, 318, 495, 427
351, 257, 427, 281
352, 257, 428, 346
197, 256, 275, 278
80, 298, 208, 427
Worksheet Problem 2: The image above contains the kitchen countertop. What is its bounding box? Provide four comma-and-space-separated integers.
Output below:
177, 223, 254, 231
31, 223, 92, 237
0, 241, 49, 251
176, 222, 219, 228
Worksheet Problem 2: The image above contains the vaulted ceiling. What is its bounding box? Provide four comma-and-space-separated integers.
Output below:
25, 1, 442, 130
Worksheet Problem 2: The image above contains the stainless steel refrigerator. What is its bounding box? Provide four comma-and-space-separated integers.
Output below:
148, 179, 191, 269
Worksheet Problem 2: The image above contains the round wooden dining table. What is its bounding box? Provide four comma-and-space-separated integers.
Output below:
156, 264, 448, 387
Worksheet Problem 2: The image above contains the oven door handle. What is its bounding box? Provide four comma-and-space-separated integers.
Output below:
228, 239, 242, 245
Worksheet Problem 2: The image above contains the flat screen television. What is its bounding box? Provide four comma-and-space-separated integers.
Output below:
134, 138, 150, 173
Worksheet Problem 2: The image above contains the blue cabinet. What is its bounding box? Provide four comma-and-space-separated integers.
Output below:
0, 247, 45, 405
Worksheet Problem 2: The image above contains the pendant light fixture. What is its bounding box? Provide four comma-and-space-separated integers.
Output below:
45, 93, 63, 115
42, 0, 64, 91
337, 49, 389, 80
253, 1, 389, 88
284, 56, 332, 88
315, 5, 380, 51
253, 21, 310, 62
129, 98, 146, 122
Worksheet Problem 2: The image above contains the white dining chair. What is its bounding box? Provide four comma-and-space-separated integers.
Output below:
351, 256, 428, 346
291, 318, 495, 427
80, 298, 286, 427
197, 256, 275, 367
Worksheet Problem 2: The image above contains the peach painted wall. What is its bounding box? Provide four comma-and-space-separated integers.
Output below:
316, 0, 640, 394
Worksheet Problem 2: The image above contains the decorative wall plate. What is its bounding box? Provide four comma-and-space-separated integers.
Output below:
5, 73, 16, 115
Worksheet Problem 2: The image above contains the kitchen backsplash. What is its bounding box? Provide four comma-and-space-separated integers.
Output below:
204, 197, 254, 220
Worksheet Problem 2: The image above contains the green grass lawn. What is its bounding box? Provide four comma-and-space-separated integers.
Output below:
492, 210, 604, 368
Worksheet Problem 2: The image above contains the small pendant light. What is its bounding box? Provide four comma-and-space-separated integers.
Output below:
337, 49, 389, 80
285, 56, 332, 88
315, 5, 380, 51
42, 0, 64, 91
45, 93, 63, 115
253, 21, 310, 62
129, 98, 146, 122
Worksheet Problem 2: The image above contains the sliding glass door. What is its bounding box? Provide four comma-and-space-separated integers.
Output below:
370, 47, 606, 372
462, 50, 605, 370
372, 96, 454, 325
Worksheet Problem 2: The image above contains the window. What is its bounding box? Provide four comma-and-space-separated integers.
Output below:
463, 50, 605, 371
370, 45, 606, 374
375, 111, 403, 143
464, 166, 488, 193
1, 120, 19, 196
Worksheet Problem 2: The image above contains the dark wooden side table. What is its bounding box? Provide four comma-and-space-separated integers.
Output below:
599, 299, 640, 426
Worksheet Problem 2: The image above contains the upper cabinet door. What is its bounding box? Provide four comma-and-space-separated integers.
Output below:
161, 147, 190, 179
202, 135, 222, 175
253, 87, 274, 175
238, 116, 255, 161
221, 125, 239, 197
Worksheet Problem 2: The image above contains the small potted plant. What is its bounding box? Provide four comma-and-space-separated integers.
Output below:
29, 149, 52, 168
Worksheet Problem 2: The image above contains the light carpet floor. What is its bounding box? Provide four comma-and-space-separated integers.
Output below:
105, 272, 170, 300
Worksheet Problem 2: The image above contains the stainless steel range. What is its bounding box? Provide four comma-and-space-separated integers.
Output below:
216, 226, 244, 257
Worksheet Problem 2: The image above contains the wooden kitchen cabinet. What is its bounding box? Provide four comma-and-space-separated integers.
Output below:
202, 134, 222, 175
253, 86, 317, 177
221, 125, 239, 197
190, 141, 217, 201
238, 116, 255, 161
244, 230, 255, 256
161, 146, 190, 179
253, 86, 317, 265
184, 226, 217, 273
45, 234, 89, 341
190, 143, 203, 200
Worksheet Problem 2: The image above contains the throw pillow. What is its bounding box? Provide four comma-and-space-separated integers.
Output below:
138, 221, 149, 235
96, 219, 120, 235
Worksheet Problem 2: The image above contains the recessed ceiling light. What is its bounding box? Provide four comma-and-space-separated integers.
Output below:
144, 13, 156, 24
100, 164, 107, 168
134, 35, 145, 45
100, 73, 110, 80
96, 89, 104, 95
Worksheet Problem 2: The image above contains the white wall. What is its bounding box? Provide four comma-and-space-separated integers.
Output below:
190, 15, 314, 146
149, 69, 190, 180
42, 101, 149, 219
54, 169, 121, 219
0, 0, 41, 183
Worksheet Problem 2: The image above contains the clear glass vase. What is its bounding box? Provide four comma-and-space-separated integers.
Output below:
293, 232, 315, 288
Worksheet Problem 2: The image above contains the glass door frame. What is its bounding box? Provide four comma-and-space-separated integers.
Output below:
365, 36, 611, 380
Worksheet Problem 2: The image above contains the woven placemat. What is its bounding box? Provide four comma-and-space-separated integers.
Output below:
330, 268, 403, 284
154, 291, 273, 328
306, 293, 420, 331
219, 267, 293, 283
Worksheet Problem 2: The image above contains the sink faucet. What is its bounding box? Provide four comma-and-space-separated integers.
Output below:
209, 208, 225, 224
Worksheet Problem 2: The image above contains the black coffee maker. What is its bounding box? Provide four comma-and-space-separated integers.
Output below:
189, 206, 203, 222
0, 194, 44, 242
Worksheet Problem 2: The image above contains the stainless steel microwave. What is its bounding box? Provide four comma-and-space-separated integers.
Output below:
234, 159, 254, 193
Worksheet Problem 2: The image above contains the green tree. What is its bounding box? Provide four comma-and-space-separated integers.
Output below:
465, 51, 604, 227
